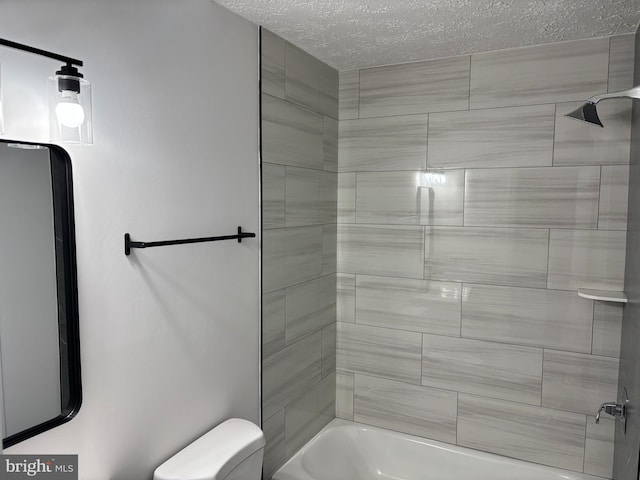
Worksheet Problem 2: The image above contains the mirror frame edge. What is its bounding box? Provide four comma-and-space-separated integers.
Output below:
1, 139, 82, 449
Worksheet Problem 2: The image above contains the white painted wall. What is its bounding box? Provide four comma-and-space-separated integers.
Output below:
0, 1, 260, 478
0, 144, 61, 437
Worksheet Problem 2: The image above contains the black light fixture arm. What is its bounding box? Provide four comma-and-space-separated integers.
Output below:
0, 37, 83, 67
124, 226, 256, 256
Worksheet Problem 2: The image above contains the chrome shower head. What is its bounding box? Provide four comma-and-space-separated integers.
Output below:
565, 102, 603, 127
564, 84, 640, 128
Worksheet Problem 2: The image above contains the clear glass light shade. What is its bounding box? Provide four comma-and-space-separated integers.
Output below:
48, 74, 92, 145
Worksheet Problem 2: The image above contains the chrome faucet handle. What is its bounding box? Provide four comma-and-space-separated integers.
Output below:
595, 402, 624, 424
596, 388, 630, 434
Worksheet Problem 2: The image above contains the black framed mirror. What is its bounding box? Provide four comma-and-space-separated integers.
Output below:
0, 139, 81, 448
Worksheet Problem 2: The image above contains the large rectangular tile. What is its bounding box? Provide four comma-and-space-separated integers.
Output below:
263, 226, 323, 293
339, 70, 359, 120
262, 94, 324, 170
284, 168, 335, 228
464, 166, 600, 228
262, 410, 285, 479
285, 166, 323, 227
608, 34, 636, 92
425, 227, 549, 288
427, 105, 555, 169
592, 301, 623, 358
261, 29, 285, 99
338, 224, 424, 278
263, 163, 285, 230
322, 223, 337, 275
462, 284, 593, 353
319, 372, 336, 418
356, 170, 464, 225
422, 335, 542, 405
336, 370, 354, 420
337, 322, 422, 384
323, 116, 338, 172
321, 323, 337, 377
285, 373, 335, 457
263, 290, 285, 358
547, 229, 627, 291
554, 99, 632, 166
263, 331, 322, 419
337, 173, 356, 223
356, 275, 461, 337
337, 273, 355, 323
285, 42, 338, 119
470, 37, 610, 109
599, 165, 630, 230
542, 350, 619, 415
339, 115, 428, 172
318, 274, 337, 320
584, 416, 615, 478
354, 374, 457, 442
457, 394, 586, 471
320, 172, 337, 223
285, 277, 335, 345
359, 56, 470, 117
338, 225, 424, 278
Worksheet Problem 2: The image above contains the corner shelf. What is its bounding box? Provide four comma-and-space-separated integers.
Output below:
577, 288, 628, 303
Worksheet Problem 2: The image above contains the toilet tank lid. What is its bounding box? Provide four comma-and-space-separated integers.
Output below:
154, 418, 265, 480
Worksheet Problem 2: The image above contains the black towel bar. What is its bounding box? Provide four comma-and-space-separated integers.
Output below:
124, 226, 256, 256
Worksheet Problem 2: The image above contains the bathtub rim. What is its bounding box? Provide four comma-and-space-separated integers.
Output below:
272, 418, 605, 480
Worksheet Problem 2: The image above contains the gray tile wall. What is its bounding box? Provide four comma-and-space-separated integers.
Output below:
613, 25, 640, 480
336, 35, 634, 479
261, 29, 338, 479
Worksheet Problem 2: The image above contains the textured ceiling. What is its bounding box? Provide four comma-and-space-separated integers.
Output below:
214, 0, 640, 71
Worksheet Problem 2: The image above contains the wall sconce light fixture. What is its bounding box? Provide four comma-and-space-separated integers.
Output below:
0, 38, 92, 144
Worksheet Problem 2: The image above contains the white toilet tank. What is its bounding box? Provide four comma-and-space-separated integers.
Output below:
153, 418, 265, 480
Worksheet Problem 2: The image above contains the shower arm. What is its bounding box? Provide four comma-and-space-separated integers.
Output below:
587, 85, 640, 104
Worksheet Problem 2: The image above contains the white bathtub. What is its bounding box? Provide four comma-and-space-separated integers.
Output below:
273, 419, 603, 480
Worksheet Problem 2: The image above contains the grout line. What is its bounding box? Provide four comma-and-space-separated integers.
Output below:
354, 171, 358, 224
460, 283, 464, 338
336, 163, 616, 174
423, 226, 428, 280
540, 349, 545, 407
283, 37, 287, 99
274, 164, 328, 178
357, 69, 361, 119
455, 392, 459, 445
284, 165, 289, 227
330, 224, 615, 232
351, 371, 356, 420
420, 333, 424, 385
341, 306, 581, 357
422, 225, 426, 280
551, 103, 557, 166
335, 100, 569, 121
590, 301, 596, 355
606, 37, 612, 93
462, 169, 467, 226
597, 166, 603, 231
351, 274, 357, 324
425, 113, 430, 170
545, 228, 551, 289
582, 415, 588, 474
467, 55, 472, 111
